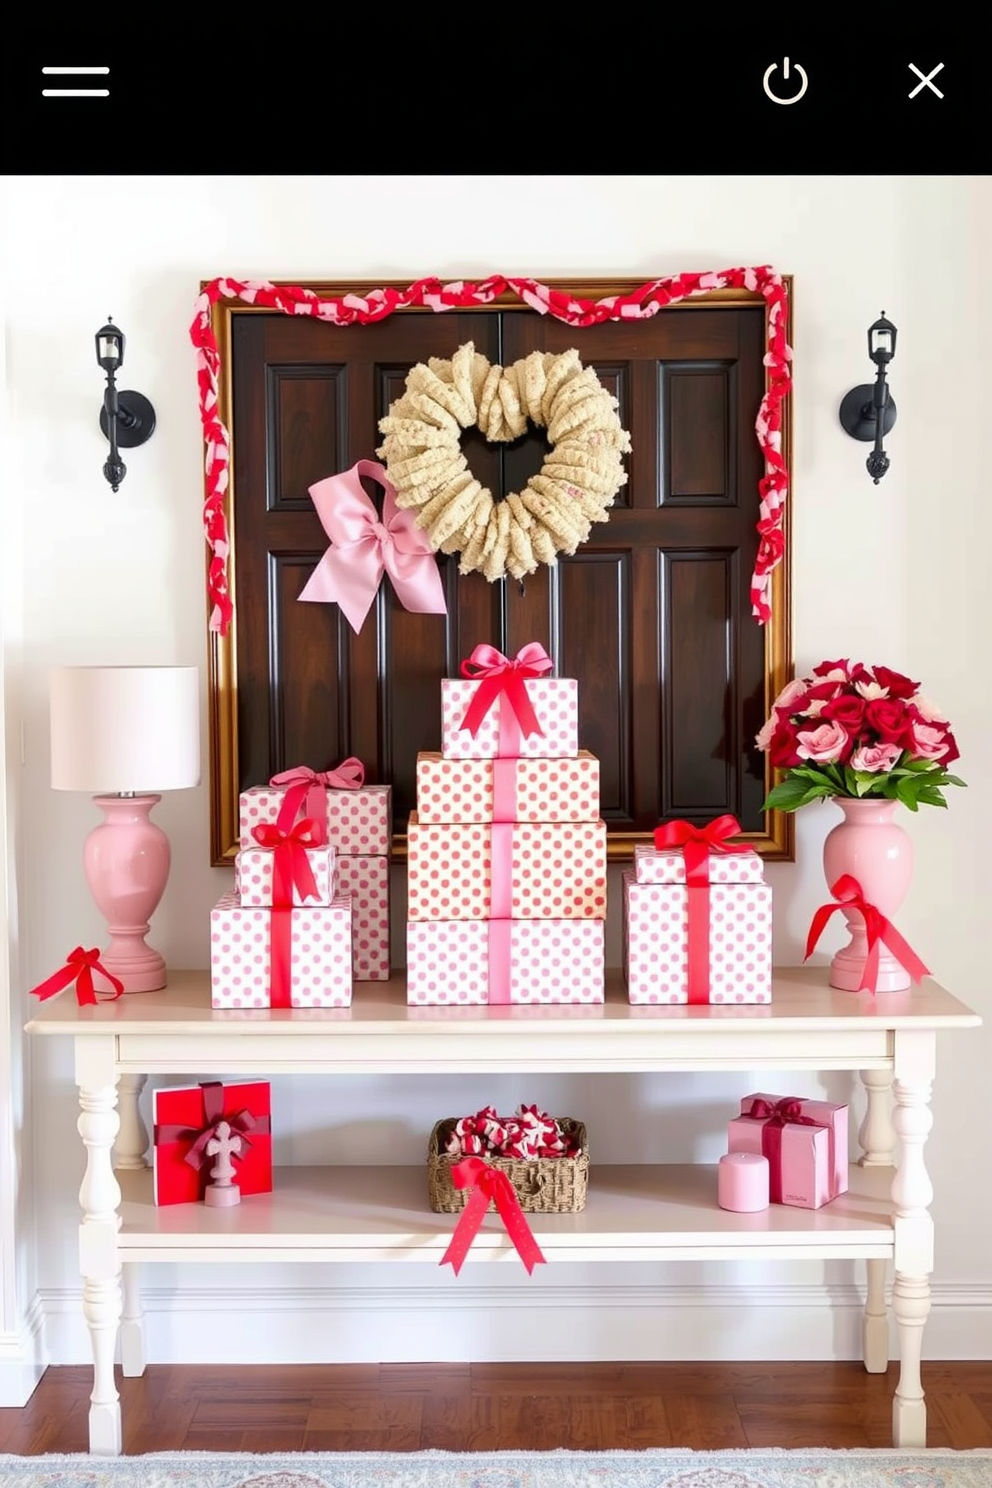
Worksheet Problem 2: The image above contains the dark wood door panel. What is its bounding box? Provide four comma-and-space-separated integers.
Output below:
211, 286, 791, 863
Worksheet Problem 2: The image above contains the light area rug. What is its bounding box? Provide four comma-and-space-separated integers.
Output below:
3, 1450, 992, 1488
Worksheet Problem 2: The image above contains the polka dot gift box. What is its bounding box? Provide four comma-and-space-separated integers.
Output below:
416, 751, 600, 825
210, 891, 353, 1008
407, 918, 605, 1005
440, 644, 578, 761
622, 818, 772, 1005
238, 761, 391, 981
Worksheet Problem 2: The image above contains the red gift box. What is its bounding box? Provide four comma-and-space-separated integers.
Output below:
152, 1080, 272, 1206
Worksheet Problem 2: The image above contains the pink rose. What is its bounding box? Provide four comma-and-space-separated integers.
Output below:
911, 694, 948, 725
771, 679, 808, 713
850, 742, 901, 772
909, 723, 950, 761
796, 721, 850, 763
755, 716, 777, 750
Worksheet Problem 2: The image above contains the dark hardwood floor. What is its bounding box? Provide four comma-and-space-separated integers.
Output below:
2, 1362, 992, 1454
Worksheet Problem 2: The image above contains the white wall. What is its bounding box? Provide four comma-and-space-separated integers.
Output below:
3, 174, 990, 1371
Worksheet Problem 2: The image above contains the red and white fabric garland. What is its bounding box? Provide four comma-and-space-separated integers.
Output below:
445, 1105, 581, 1161
191, 271, 792, 636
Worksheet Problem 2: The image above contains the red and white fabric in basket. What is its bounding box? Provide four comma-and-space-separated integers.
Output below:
407, 815, 607, 921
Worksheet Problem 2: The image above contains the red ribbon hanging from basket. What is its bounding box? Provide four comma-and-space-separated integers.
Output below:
440, 1158, 547, 1276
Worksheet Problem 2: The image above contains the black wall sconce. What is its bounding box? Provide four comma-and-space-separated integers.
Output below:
839, 312, 897, 484
95, 319, 156, 492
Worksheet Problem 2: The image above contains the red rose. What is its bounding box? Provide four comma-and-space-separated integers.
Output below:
865, 697, 910, 743
821, 694, 866, 733
872, 665, 920, 700
805, 680, 845, 702
769, 718, 802, 769
939, 728, 961, 766
813, 659, 850, 677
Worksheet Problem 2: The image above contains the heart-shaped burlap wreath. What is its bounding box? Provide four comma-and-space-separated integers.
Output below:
376, 341, 632, 583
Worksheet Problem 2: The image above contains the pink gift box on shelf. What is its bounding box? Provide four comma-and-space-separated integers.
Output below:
406, 918, 605, 1005
622, 869, 772, 1004
416, 750, 600, 825
210, 891, 353, 1008
441, 676, 578, 761
407, 814, 607, 921
235, 843, 337, 907
633, 841, 766, 885
728, 1092, 849, 1208
338, 853, 390, 981
239, 772, 392, 856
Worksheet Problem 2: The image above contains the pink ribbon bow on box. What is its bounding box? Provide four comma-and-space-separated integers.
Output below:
440, 1158, 547, 1277
298, 458, 447, 633
270, 759, 364, 835
805, 874, 929, 994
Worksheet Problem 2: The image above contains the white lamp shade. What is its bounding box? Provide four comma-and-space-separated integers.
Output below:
50, 666, 201, 793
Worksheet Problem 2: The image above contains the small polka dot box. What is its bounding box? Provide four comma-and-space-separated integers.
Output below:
622, 871, 772, 1005
415, 751, 600, 825
407, 919, 605, 1005
337, 853, 390, 981
239, 784, 392, 855
633, 842, 766, 884
234, 844, 337, 907
407, 814, 608, 921
441, 678, 578, 760
210, 891, 353, 1008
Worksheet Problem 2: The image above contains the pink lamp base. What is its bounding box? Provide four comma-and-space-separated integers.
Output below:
84, 794, 171, 994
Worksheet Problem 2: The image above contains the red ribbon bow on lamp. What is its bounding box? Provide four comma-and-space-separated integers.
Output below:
805, 874, 929, 994
298, 458, 447, 633
652, 816, 753, 1005
270, 758, 365, 834
29, 947, 125, 1007
251, 819, 322, 906
458, 643, 553, 754
153, 1080, 270, 1174
440, 1158, 547, 1276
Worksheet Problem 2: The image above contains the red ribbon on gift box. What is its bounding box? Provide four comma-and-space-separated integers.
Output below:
458, 643, 553, 757
739, 1096, 825, 1204
652, 815, 753, 1005
153, 1080, 270, 1175
269, 758, 365, 835
251, 818, 322, 907
29, 947, 125, 1007
440, 1158, 547, 1276
805, 874, 930, 994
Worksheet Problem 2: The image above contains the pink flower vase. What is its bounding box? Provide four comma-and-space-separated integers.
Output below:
821, 797, 914, 992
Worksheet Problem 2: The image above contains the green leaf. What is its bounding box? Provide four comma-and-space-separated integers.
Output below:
915, 788, 948, 808
944, 775, 968, 788
762, 778, 813, 812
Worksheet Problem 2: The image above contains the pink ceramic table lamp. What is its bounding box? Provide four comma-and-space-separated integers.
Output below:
49, 665, 201, 993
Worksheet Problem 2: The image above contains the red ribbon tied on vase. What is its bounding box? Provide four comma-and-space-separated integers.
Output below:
805, 874, 930, 994
298, 458, 447, 634
29, 947, 125, 1007
652, 816, 753, 1006
153, 1080, 270, 1175
270, 758, 365, 834
440, 1159, 547, 1276
251, 818, 322, 907
459, 643, 554, 757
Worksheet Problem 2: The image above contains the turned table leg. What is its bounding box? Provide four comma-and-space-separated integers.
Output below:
76, 1041, 123, 1456
891, 1030, 936, 1449
859, 1069, 895, 1372
114, 1074, 148, 1378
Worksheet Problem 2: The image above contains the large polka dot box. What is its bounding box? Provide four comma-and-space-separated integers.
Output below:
407, 815, 607, 922
441, 678, 577, 760
415, 751, 600, 825
238, 784, 391, 855
622, 847, 772, 1005
210, 891, 353, 1009
407, 918, 605, 1005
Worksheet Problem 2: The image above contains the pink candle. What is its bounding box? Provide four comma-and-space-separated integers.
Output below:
718, 1151, 770, 1212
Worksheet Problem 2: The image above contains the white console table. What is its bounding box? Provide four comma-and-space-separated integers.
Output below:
26, 966, 981, 1456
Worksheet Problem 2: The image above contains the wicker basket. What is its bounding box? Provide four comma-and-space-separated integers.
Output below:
427, 1117, 589, 1214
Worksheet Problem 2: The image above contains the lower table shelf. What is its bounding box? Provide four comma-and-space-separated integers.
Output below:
120, 1163, 896, 1264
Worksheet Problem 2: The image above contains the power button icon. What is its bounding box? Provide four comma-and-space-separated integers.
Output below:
763, 56, 808, 104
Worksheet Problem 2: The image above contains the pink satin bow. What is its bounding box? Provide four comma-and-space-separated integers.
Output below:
458, 643, 554, 744
299, 458, 447, 633
269, 760, 364, 834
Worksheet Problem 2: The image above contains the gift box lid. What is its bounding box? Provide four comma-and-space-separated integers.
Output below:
634, 842, 766, 885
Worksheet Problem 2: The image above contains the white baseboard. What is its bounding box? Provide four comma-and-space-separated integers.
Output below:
0, 1294, 48, 1405
39, 1281, 992, 1367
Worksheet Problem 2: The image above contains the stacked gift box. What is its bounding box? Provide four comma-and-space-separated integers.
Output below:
623, 824, 773, 1005
237, 762, 393, 983
210, 811, 354, 1009
406, 646, 607, 1005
